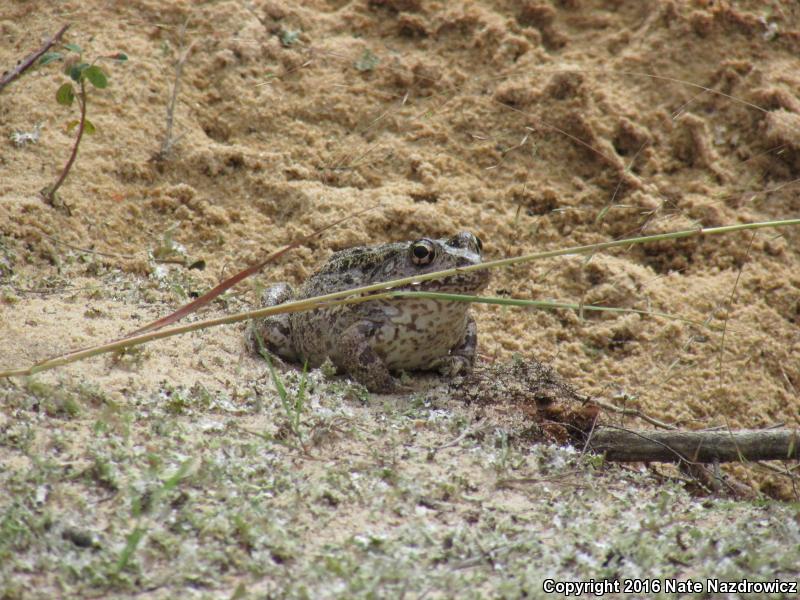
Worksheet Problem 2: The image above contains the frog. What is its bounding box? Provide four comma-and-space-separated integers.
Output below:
245, 231, 490, 392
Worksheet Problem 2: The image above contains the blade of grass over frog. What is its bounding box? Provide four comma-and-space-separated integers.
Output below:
385, 291, 730, 332
2, 218, 798, 378
0, 294, 389, 377
468, 218, 800, 275
127, 204, 382, 337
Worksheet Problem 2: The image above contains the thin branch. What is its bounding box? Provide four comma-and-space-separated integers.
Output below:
717, 231, 756, 382
0, 24, 70, 92
593, 398, 677, 430
157, 19, 196, 160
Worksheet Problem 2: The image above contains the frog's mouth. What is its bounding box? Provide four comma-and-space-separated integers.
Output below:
406, 268, 490, 294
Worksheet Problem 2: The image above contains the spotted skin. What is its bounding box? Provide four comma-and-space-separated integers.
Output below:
246, 231, 490, 392
246, 282, 297, 361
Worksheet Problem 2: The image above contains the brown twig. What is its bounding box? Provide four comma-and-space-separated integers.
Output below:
593, 398, 677, 430
0, 24, 70, 92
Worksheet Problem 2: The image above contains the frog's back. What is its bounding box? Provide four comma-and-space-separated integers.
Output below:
297, 242, 409, 298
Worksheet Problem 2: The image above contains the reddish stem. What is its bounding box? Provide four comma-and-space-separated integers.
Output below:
45, 77, 86, 202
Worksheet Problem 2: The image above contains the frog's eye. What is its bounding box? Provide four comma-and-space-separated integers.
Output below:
410, 239, 436, 265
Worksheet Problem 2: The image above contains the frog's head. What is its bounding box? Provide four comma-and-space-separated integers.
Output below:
401, 231, 490, 294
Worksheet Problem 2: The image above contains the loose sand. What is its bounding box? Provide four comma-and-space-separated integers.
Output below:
1, 1, 799, 495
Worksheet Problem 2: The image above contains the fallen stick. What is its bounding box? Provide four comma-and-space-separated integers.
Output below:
589, 427, 799, 463
0, 24, 70, 92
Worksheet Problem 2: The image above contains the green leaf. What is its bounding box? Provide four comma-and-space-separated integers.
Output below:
66, 119, 95, 135
63, 43, 83, 54
112, 52, 128, 62
83, 65, 107, 88
56, 83, 75, 106
39, 52, 63, 66
68, 62, 89, 82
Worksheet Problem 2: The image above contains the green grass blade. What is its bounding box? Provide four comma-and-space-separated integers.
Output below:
115, 527, 145, 573
387, 291, 726, 331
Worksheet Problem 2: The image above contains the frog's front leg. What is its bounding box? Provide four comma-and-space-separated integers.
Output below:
433, 315, 479, 377
245, 282, 299, 361
338, 320, 398, 393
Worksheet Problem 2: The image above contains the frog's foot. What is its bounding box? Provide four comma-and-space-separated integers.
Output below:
434, 316, 479, 377
434, 355, 472, 377
245, 282, 299, 362
339, 321, 401, 393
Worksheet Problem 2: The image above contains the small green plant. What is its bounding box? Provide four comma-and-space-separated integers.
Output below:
39, 44, 127, 207
116, 459, 193, 575
354, 49, 379, 72
279, 28, 301, 47
269, 358, 308, 444
252, 330, 307, 445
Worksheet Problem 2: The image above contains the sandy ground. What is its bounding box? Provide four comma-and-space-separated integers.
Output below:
2, 0, 800, 493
